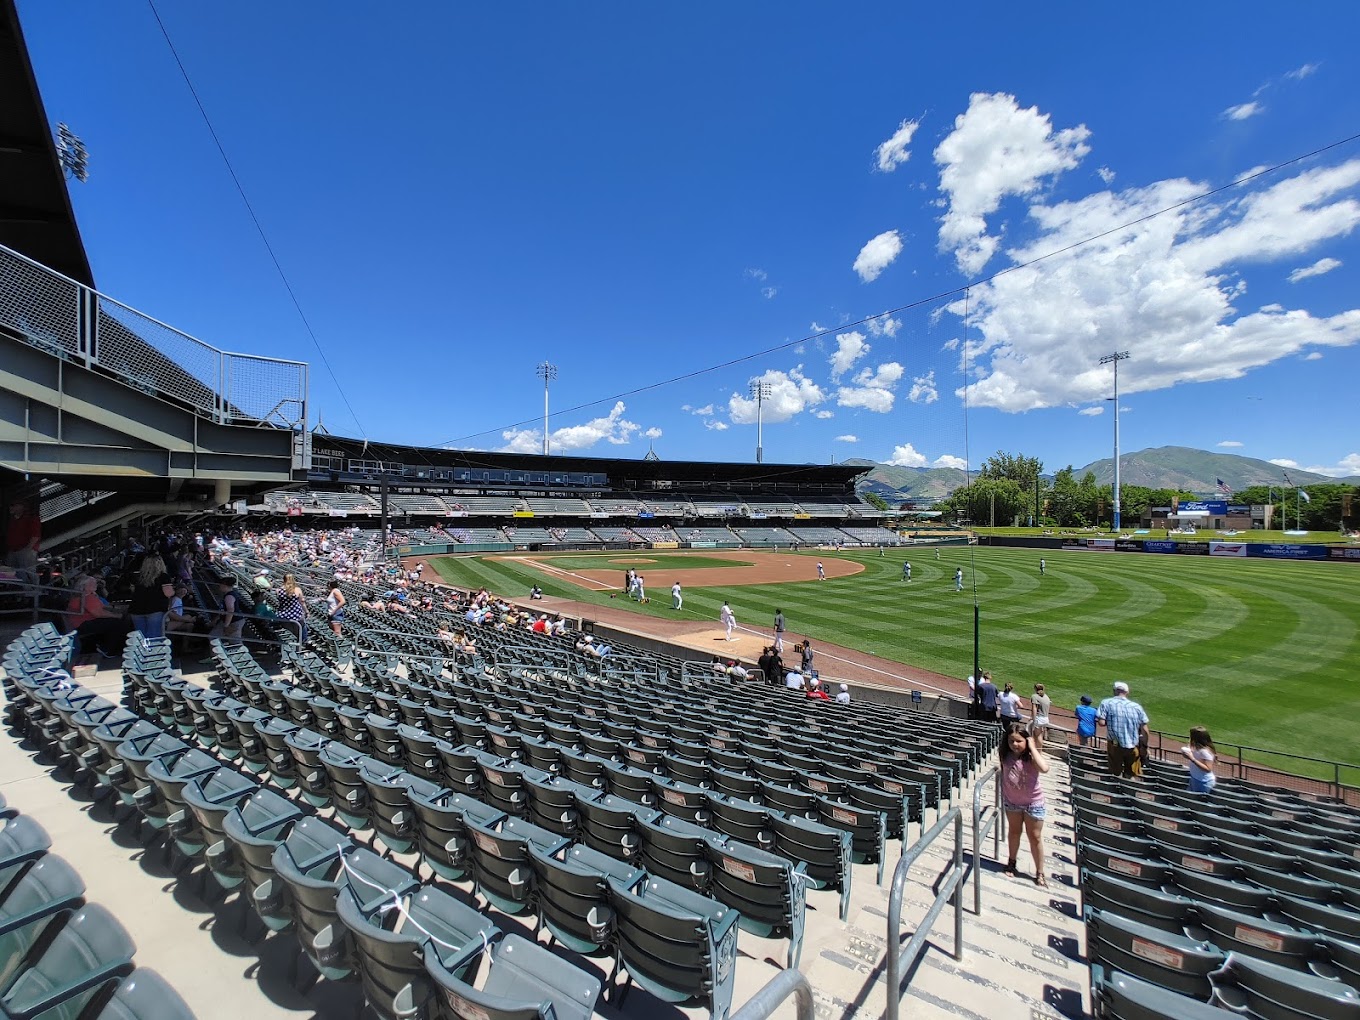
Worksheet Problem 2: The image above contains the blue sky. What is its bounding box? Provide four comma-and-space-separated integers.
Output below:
18, 2, 1360, 476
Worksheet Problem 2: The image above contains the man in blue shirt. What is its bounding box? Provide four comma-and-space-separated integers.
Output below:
1097, 682, 1149, 778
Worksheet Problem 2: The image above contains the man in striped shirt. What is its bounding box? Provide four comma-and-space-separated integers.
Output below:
1097, 682, 1149, 778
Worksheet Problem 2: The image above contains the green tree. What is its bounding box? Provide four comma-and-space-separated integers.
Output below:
944, 477, 1028, 526
979, 451, 1044, 486
863, 491, 889, 512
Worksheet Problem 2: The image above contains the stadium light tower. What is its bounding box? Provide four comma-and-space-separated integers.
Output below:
535, 361, 557, 456
1100, 351, 1131, 531
55, 123, 89, 183
750, 381, 772, 463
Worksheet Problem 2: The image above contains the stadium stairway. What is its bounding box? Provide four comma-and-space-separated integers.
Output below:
0, 623, 1088, 1020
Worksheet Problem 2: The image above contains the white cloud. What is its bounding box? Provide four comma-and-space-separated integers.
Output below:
837, 362, 904, 412
1303, 351, 1323, 360
761, 286, 778, 299
1285, 62, 1320, 80
933, 454, 968, 470
1217, 440, 1243, 447
500, 400, 639, 453
829, 331, 871, 381
1078, 406, 1104, 416
1269, 458, 1299, 468
853, 230, 904, 282
644, 427, 662, 439
745, 268, 768, 281
813, 410, 834, 419
834, 434, 859, 443
940, 337, 960, 352
887, 443, 927, 468
1302, 453, 1360, 477
950, 156, 1360, 413
866, 313, 901, 338
908, 370, 938, 404
1289, 257, 1342, 282
687, 404, 715, 416
1097, 166, 1116, 185
1223, 102, 1263, 121
875, 117, 921, 172
728, 366, 827, 424
809, 321, 829, 334
934, 92, 1091, 275
705, 420, 729, 431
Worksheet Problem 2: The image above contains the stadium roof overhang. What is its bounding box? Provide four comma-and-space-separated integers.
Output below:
0, 0, 94, 287
313, 434, 867, 488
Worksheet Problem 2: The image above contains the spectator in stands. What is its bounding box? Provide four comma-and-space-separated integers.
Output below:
1097, 682, 1149, 779
671, 581, 683, 610
976, 672, 999, 722
207, 575, 245, 649
757, 646, 777, 685
1180, 726, 1217, 793
805, 677, 830, 700
725, 660, 748, 681
66, 575, 130, 657
998, 682, 1024, 729
128, 554, 175, 640
1000, 726, 1051, 887
163, 581, 197, 646
1030, 683, 1051, 740
1074, 695, 1097, 745
276, 573, 307, 645
326, 578, 346, 636
784, 668, 804, 689
835, 683, 851, 705
4, 499, 41, 581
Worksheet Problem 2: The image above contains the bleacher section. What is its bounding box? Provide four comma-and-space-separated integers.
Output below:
632, 526, 681, 544
640, 498, 689, 516
387, 493, 451, 515
588, 526, 642, 543
731, 527, 797, 546
677, 526, 739, 544
557, 526, 603, 544
501, 526, 560, 544
743, 501, 798, 517
447, 496, 525, 515
522, 496, 591, 516
689, 497, 744, 518
1073, 745, 1360, 1019
586, 497, 643, 515
797, 502, 851, 517
788, 527, 856, 545
840, 526, 905, 545
446, 527, 508, 544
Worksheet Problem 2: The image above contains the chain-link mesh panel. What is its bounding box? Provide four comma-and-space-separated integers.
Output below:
0, 245, 80, 358
96, 296, 222, 412
224, 353, 306, 426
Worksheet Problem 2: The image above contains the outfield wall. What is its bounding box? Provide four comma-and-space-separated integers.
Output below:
980, 534, 1360, 563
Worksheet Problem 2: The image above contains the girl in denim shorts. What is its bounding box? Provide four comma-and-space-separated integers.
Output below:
1000, 725, 1051, 887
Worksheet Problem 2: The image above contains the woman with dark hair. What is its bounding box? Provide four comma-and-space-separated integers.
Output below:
1000, 726, 1051, 887
276, 573, 308, 646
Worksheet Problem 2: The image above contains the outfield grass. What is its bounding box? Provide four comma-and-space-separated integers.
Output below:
429, 546, 1360, 774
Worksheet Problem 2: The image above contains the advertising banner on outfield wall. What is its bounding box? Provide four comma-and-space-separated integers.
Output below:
1179, 500, 1228, 514
1062, 538, 1118, 551
1178, 542, 1209, 555
1116, 540, 1142, 552
1143, 540, 1179, 553
1209, 542, 1249, 557
1329, 547, 1360, 562
1248, 543, 1331, 560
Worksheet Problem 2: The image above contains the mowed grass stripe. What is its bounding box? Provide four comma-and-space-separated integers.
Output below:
424, 547, 1360, 756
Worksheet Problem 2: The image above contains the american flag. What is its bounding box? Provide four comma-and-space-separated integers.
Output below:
1216, 478, 1232, 495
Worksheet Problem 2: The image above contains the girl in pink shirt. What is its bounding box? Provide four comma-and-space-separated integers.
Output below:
1000, 727, 1051, 887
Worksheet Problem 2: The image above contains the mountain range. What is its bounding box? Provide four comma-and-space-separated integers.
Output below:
847, 446, 1359, 503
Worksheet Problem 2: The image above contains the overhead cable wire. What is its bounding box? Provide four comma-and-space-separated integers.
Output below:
433, 129, 1360, 449
146, 0, 368, 440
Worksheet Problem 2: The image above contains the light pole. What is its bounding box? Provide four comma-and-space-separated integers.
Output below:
750, 381, 771, 463
1100, 351, 1130, 531
535, 362, 557, 456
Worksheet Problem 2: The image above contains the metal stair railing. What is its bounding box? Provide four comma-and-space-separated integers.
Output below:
885, 806, 965, 1020
731, 967, 814, 1020
971, 765, 1001, 914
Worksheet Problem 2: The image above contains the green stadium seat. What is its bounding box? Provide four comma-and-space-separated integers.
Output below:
337, 883, 498, 1020
606, 876, 738, 1019
425, 933, 601, 1020
463, 816, 569, 915
93, 968, 196, 1020
527, 842, 644, 954
0, 904, 136, 1020
1083, 871, 1193, 934
1210, 951, 1360, 1019
704, 837, 808, 967
408, 787, 505, 883
1187, 902, 1326, 972
1095, 969, 1229, 1020
1086, 907, 1223, 1000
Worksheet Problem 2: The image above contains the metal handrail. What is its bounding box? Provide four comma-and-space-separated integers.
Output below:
886, 806, 965, 1020
971, 765, 1000, 914
730, 967, 814, 1020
